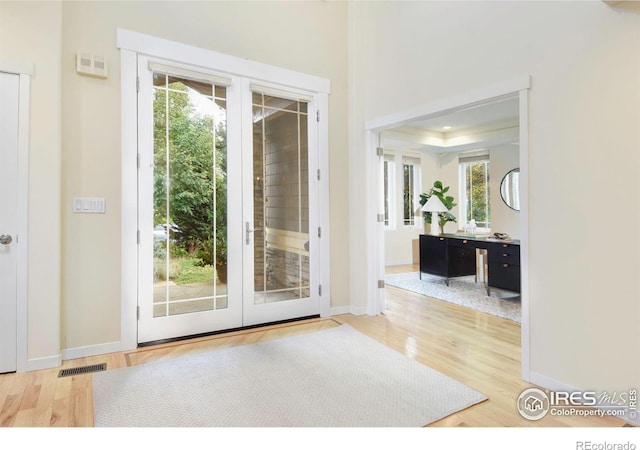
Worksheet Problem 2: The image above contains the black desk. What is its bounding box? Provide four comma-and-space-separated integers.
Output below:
419, 234, 521, 295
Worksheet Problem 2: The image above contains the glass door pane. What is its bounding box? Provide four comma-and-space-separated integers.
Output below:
152, 73, 228, 317
252, 93, 310, 305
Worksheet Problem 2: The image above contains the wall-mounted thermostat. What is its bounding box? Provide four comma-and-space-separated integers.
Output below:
76, 53, 108, 79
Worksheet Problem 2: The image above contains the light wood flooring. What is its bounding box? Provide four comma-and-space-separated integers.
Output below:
0, 264, 631, 427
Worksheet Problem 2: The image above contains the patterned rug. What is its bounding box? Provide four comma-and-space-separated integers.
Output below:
385, 272, 521, 322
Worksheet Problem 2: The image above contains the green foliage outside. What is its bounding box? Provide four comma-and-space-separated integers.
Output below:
153, 80, 227, 285
464, 161, 490, 227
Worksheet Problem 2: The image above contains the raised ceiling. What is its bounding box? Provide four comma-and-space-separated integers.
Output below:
381, 96, 519, 153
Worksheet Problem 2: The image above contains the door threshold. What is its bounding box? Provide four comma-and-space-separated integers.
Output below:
137, 315, 321, 348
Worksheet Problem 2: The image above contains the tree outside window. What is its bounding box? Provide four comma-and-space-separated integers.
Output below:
460, 159, 490, 229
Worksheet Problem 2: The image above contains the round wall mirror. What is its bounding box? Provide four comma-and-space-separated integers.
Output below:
500, 168, 520, 211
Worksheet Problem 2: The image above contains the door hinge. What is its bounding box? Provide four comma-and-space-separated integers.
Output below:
136, 153, 140, 169
378, 280, 385, 289
136, 306, 140, 320
376, 147, 384, 156
318, 227, 321, 238
136, 76, 140, 93
319, 285, 322, 296
377, 214, 385, 223
316, 110, 320, 122
137, 230, 140, 244
317, 168, 321, 181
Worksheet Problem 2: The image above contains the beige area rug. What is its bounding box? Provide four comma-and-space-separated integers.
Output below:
92, 324, 486, 427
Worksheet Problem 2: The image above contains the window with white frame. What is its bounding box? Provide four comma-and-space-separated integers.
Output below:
459, 154, 491, 229
402, 155, 421, 227
383, 154, 395, 228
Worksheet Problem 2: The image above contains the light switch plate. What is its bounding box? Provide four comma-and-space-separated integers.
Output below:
73, 197, 106, 214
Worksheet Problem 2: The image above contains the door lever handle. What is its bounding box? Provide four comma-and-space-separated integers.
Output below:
245, 222, 255, 245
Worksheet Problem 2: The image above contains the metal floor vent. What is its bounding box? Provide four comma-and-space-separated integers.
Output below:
58, 363, 106, 378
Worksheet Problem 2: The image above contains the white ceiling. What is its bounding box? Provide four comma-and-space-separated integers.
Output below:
381, 96, 520, 153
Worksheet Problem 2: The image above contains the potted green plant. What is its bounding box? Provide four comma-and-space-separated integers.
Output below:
419, 180, 457, 234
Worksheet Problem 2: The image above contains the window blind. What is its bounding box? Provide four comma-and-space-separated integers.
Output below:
459, 153, 489, 164
148, 61, 232, 87
250, 83, 313, 103
402, 155, 421, 166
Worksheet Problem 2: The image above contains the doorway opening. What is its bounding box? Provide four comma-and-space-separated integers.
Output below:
366, 78, 530, 379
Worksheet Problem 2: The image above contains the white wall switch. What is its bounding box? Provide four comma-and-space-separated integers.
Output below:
73, 197, 106, 214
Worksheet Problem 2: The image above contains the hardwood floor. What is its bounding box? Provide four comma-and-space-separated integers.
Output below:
0, 264, 630, 427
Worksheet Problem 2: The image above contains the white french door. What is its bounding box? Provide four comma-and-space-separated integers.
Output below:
136, 57, 320, 343
241, 81, 320, 326
0, 72, 19, 373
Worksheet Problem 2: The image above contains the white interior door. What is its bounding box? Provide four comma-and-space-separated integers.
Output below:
0, 71, 19, 373
136, 58, 320, 343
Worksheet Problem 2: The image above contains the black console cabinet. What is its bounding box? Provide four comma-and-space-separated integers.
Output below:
419, 234, 521, 295
486, 241, 521, 293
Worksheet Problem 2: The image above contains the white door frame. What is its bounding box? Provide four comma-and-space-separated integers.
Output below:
364, 76, 531, 381
0, 62, 31, 373
118, 29, 331, 350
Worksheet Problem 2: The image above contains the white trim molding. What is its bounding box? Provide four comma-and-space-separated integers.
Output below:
119, 48, 138, 351
62, 342, 122, 361
0, 60, 34, 76
16, 72, 30, 373
26, 354, 62, 372
365, 75, 530, 131
117, 29, 330, 94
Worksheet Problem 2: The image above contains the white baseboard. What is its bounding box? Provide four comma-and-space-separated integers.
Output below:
385, 259, 415, 267
529, 371, 576, 393
349, 305, 368, 316
329, 305, 370, 316
530, 371, 640, 426
26, 354, 62, 372
62, 341, 122, 361
329, 305, 350, 316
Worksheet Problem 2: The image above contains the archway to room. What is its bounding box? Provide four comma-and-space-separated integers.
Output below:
365, 78, 530, 379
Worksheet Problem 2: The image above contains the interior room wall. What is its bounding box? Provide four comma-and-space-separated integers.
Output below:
432, 152, 460, 234
60, 1, 348, 351
350, 1, 640, 395
0, 1, 63, 366
490, 144, 520, 238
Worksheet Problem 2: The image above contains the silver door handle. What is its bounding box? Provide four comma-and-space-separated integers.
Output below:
245, 222, 254, 245
0, 234, 12, 245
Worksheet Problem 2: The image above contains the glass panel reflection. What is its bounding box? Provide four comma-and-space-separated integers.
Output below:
252, 92, 310, 304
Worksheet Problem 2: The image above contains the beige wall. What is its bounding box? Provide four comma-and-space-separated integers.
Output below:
0, 2, 63, 363
350, 1, 640, 393
490, 144, 520, 238
59, 1, 349, 350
